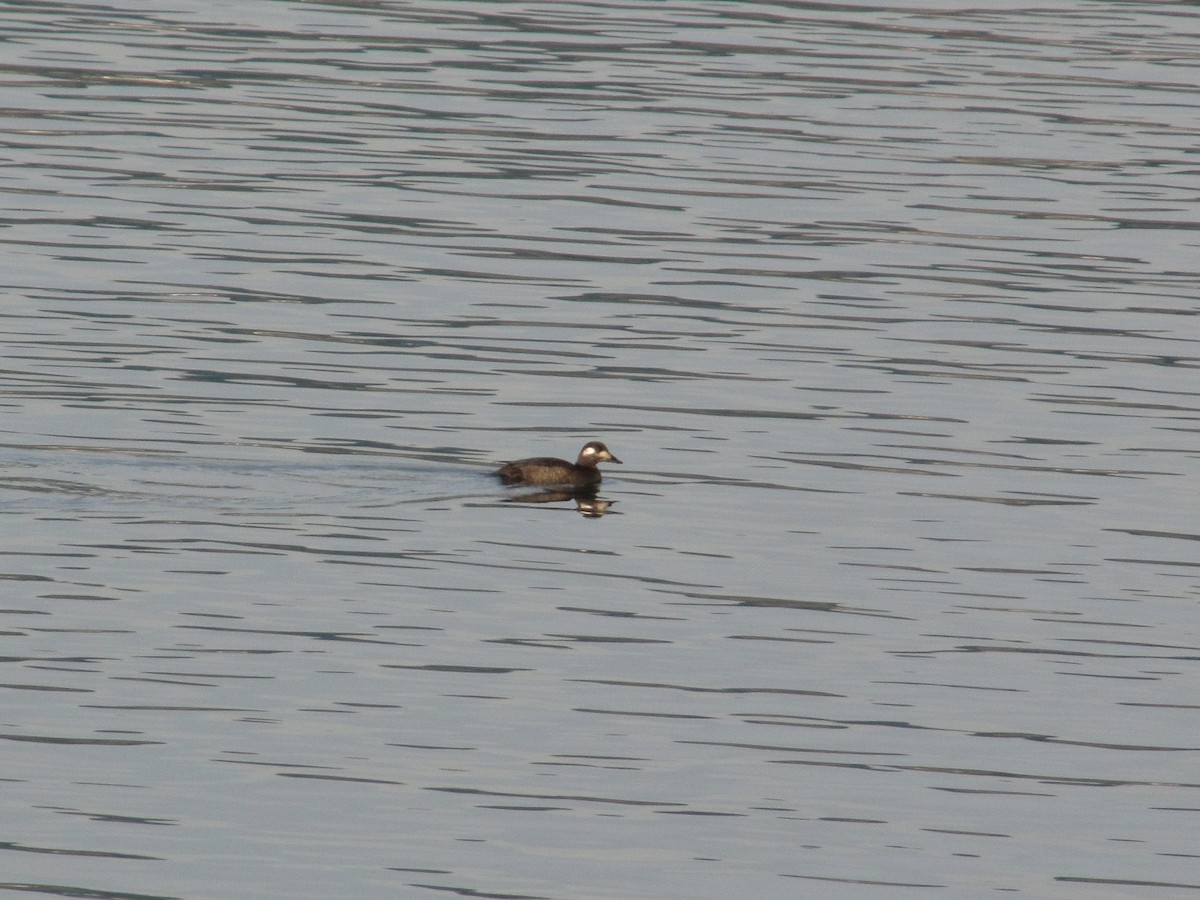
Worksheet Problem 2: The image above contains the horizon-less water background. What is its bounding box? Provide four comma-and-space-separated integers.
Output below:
2, 2, 1199, 898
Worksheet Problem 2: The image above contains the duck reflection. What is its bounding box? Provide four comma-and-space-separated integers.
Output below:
502, 486, 616, 518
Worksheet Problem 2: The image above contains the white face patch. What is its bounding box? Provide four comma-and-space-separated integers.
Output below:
581, 445, 597, 458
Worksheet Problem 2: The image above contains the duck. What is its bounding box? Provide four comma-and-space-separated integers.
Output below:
494, 441, 622, 487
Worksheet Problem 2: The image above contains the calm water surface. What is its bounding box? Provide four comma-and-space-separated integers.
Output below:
1, 2, 1199, 898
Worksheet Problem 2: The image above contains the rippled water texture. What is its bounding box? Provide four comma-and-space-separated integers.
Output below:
2, 2, 1199, 898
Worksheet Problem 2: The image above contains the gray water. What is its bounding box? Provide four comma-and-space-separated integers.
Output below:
2, 2, 1198, 898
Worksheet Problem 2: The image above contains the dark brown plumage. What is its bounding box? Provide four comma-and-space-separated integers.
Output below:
495, 441, 622, 487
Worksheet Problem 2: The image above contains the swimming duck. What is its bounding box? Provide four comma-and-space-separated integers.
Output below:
494, 441, 622, 487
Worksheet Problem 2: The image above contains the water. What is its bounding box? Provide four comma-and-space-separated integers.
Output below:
2, 1, 1199, 898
